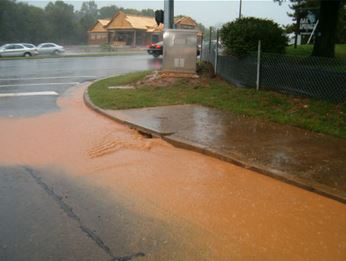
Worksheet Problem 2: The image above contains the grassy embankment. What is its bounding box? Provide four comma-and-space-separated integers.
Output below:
286, 44, 346, 59
88, 71, 346, 139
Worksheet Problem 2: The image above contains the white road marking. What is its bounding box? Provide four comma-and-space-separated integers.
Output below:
0, 82, 80, 88
0, 76, 96, 81
0, 91, 59, 97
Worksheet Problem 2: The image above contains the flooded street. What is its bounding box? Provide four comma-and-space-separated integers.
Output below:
1, 85, 346, 260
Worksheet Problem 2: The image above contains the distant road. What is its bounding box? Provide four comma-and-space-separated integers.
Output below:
0, 54, 161, 117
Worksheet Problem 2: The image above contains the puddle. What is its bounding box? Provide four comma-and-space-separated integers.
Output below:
107, 104, 346, 195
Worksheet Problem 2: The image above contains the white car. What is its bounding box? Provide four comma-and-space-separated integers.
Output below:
0, 43, 38, 57
37, 43, 65, 55
21, 43, 37, 49
21, 43, 39, 55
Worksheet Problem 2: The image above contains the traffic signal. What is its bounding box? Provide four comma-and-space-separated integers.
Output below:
155, 10, 164, 26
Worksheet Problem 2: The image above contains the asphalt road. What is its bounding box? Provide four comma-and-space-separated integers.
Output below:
0, 166, 110, 261
0, 55, 171, 261
0, 54, 161, 117
0, 166, 191, 261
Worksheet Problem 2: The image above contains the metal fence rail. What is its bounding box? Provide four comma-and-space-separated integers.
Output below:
217, 55, 257, 88
260, 54, 346, 102
202, 42, 346, 102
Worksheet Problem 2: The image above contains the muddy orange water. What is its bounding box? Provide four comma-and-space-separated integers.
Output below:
1, 86, 345, 260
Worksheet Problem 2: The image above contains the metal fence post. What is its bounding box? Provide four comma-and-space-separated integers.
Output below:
200, 33, 204, 61
208, 27, 212, 61
256, 40, 261, 91
214, 29, 219, 74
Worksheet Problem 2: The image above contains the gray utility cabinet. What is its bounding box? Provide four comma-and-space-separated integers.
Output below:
162, 29, 198, 73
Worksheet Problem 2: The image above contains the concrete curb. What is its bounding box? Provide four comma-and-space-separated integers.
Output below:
84, 82, 346, 204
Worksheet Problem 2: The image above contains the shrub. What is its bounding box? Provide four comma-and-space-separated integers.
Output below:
220, 17, 288, 57
100, 43, 114, 52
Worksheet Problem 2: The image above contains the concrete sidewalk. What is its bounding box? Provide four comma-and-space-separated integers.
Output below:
84, 92, 346, 203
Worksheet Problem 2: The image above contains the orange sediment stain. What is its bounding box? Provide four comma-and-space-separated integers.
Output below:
88, 133, 152, 159
0, 86, 345, 260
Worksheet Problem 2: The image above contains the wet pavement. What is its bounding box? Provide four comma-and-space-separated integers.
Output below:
0, 55, 160, 117
0, 166, 109, 261
101, 104, 346, 202
1, 86, 345, 260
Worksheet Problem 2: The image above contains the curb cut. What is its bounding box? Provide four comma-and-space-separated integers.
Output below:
84, 82, 346, 204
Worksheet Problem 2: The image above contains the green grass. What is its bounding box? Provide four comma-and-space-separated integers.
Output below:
286, 44, 346, 59
88, 71, 346, 138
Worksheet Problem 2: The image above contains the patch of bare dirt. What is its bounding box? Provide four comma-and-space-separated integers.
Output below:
134, 61, 215, 88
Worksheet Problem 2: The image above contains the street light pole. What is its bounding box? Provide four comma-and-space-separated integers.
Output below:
164, 0, 174, 29
239, 0, 242, 19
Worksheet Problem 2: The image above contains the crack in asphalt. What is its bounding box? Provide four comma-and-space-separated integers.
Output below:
23, 166, 145, 261
110, 252, 145, 261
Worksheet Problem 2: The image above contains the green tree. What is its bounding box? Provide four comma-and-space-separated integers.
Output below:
285, 0, 318, 46
140, 9, 155, 17
80, 1, 98, 17
276, 0, 345, 57
119, 8, 140, 16
312, 0, 342, 57
0, 1, 166, 45
98, 5, 119, 19
0, 0, 48, 44
0, 0, 17, 43
77, 1, 99, 42
337, 5, 346, 43
220, 17, 287, 56
45, 0, 78, 44
118, 7, 155, 17
18, 3, 48, 44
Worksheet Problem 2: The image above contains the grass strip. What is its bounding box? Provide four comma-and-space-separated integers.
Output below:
286, 44, 346, 59
89, 71, 346, 138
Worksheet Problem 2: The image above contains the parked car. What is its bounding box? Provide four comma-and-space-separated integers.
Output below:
21, 43, 36, 49
21, 43, 39, 55
147, 41, 201, 58
37, 43, 64, 55
0, 43, 38, 57
147, 41, 163, 57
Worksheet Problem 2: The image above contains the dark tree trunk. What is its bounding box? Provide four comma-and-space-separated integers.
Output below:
312, 0, 341, 57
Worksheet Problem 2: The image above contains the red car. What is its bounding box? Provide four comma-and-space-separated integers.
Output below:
147, 41, 201, 58
147, 41, 163, 58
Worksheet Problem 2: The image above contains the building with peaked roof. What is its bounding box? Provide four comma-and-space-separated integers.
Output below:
88, 19, 110, 45
174, 16, 198, 30
88, 11, 202, 46
105, 11, 157, 47
174, 16, 203, 43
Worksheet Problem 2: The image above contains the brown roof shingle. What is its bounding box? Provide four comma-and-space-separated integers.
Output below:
88, 19, 110, 33
106, 11, 156, 30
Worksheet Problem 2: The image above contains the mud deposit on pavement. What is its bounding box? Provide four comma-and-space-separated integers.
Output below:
1, 86, 346, 260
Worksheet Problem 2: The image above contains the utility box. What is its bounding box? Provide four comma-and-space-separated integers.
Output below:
162, 29, 198, 73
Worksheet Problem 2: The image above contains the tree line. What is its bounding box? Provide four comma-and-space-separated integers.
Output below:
0, 0, 156, 45
285, 0, 345, 44
276, 0, 346, 57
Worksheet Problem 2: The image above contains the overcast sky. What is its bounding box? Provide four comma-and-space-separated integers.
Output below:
23, 0, 292, 27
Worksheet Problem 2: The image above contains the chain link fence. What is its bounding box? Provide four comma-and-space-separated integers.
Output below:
202, 29, 346, 102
